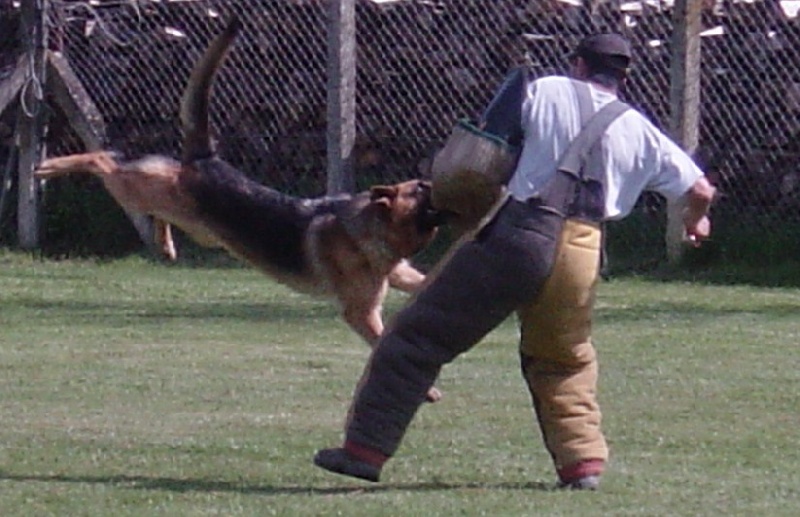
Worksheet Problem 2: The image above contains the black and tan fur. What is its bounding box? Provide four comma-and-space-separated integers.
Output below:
35, 18, 445, 383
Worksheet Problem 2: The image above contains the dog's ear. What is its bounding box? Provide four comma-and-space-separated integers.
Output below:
369, 184, 398, 207
368, 184, 398, 219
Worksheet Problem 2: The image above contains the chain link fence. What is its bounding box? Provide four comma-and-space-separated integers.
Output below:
2, 0, 800, 267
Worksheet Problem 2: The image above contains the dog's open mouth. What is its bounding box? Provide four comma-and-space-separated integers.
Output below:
422, 205, 453, 228
415, 182, 452, 231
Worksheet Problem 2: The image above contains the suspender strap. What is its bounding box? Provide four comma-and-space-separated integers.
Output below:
532, 82, 631, 222
558, 97, 630, 178
570, 79, 595, 127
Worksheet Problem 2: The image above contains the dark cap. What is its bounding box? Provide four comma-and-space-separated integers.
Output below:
570, 33, 632, 71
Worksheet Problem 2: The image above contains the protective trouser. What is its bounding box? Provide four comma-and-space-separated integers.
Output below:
345, 198, 563, 457
518, 218, 606, 472
507, 81, 624, 473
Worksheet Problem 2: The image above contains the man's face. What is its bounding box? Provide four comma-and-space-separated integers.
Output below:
568, 56, 588, 80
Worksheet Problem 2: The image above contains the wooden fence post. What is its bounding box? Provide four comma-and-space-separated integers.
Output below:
326, 0, 356, 194
17, 0, 48, 250
666, 0, 702, 263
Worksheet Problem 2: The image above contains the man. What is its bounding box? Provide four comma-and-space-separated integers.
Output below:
313, 33, 716, 490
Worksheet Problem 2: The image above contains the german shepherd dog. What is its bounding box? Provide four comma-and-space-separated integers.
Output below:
36, 19, 445, 399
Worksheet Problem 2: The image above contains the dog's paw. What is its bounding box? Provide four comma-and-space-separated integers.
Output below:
426, 387, 443, 403
158, 235, 178, 261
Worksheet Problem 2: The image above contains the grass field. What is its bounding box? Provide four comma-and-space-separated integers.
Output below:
1, 250, 799, 516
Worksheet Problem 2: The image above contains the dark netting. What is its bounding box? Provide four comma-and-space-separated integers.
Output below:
1, 0, 798, 265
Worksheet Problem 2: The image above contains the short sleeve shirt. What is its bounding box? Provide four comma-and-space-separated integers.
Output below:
507, 76, 705, 220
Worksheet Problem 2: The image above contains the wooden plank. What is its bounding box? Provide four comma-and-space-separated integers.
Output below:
0, 53, 27, 119
45, 50, 156, 252
46, 50, 107, 149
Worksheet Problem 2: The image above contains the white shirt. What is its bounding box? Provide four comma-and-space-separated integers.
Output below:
507, 76, 705, 220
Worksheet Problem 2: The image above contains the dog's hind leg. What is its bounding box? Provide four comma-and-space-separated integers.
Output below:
35, 151, 119, 179
154, 218, 177, 261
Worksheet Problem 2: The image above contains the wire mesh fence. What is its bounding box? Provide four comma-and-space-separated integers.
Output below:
1, 0, 800, 267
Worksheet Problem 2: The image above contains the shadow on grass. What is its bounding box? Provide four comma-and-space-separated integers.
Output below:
0, 472, 554, 495
5, 285, 797, 329
596, 300, 799, 324
611, 263, 800, 290
0, 296, 339, 324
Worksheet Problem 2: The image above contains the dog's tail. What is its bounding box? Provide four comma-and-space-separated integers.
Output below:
180, 17, 242, 164
34, 151, 120, 179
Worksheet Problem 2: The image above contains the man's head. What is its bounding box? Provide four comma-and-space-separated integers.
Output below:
569, 33, 632, 89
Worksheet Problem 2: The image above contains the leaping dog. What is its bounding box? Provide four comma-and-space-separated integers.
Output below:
36, 18, 446, 400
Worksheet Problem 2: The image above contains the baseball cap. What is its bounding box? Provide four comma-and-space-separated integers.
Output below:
570, 33, 632, 71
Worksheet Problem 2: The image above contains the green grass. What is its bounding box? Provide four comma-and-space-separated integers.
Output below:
1, 250, 799, 516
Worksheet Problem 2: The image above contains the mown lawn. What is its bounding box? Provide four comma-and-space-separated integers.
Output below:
0, 250, 798, 516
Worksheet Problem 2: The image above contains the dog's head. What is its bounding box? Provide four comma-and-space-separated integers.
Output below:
367, 179, 448, 257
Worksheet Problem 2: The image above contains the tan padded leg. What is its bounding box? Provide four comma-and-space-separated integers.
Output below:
517, 219, 607, 470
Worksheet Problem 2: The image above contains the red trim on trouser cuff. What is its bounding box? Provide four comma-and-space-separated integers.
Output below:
344, 440, 389, 468
557, 459, 605, 482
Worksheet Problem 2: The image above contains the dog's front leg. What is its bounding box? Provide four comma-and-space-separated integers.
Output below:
387, 259, 426, 293
341, 291, 443, 403
342, 297, 384, 347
